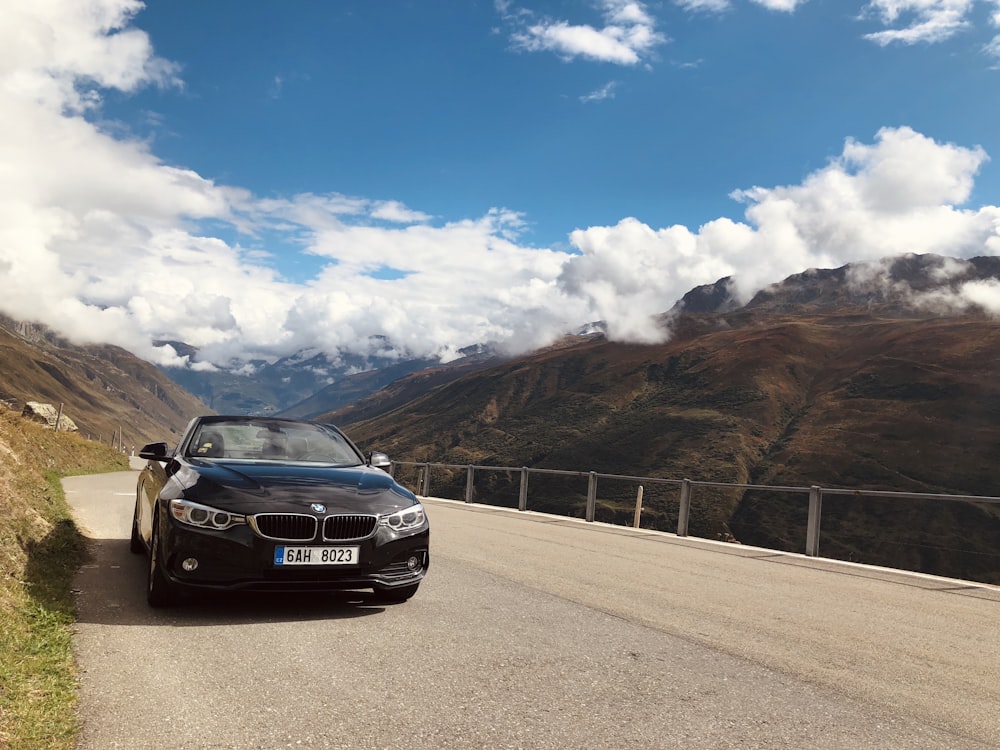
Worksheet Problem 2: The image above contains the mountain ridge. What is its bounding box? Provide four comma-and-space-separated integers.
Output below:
322, 254, 1000, 584
0, 315, 206, 446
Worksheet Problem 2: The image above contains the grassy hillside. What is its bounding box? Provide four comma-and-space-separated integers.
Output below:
0, 409, 128, 750
0, 316, 208, 447
331, 312, 1000, 584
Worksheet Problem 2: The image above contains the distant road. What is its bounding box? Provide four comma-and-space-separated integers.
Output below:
66, 467, 999, 749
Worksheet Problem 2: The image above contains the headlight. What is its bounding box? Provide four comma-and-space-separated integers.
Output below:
169, 498, 246, 531
379, 503, 426, 532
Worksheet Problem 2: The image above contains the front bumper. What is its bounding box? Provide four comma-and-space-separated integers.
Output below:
159, 514, 429, 594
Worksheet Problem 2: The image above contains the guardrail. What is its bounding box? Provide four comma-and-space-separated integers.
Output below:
389, 460, 1000, 560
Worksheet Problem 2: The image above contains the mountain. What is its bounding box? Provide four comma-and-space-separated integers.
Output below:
156, 344, 364, 416
277, 344, 501, 419
0, 316, 207, 447
323, 254, 1000, 585
157, 339, 497, 417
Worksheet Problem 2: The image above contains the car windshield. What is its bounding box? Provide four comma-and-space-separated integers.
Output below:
186, 420, 362, 466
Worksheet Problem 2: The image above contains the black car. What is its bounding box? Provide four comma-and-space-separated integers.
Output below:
132, 416, 428, 607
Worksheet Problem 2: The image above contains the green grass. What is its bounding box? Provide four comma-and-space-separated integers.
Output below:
0, 412, 127, 750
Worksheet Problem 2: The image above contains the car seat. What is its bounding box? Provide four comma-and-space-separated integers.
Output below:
195, 430, 225, 457
261, 434, 287, 459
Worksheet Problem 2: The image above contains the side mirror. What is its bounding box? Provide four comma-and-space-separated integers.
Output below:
368, 451, 391, 470
139, 442, 170, 461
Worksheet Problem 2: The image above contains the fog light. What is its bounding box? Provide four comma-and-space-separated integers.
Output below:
182, 558, 199, 572
406, 555, 420, 571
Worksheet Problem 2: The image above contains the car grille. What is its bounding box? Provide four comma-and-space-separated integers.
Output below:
251, 514, 318, 541
249, 513, 378, 542
324, 514, 378, 541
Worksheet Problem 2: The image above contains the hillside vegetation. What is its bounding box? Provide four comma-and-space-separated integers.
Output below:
0, 410, 129, 750
330, 256, 1000, 585
0, 315, 207, 447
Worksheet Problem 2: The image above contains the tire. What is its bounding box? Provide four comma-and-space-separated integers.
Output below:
129, 496, 144, 554
373, 583, 419, 604
147, 519, 176, 607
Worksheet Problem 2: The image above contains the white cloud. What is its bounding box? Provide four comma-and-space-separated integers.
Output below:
0, 0, 179, 112
580, 81, 618, 102
956, 278, 1000, 312
749, 0, 808, 10
504, 1, 668, 65
370, 201, 433, 224
862, 0, 976, 45
674, 0, 807, 11
673, 0, 998, 55
844, 257, 1000, 315
674, 0, 731, 12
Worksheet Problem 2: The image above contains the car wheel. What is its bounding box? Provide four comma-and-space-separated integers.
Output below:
129, 496, 144, 554
147, 519, 176, 607
373, 583, 420, 603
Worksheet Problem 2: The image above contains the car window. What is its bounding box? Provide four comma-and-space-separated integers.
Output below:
187, 422, 362, 465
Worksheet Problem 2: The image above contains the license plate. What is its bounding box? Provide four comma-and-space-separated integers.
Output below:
274, 546, 360, 566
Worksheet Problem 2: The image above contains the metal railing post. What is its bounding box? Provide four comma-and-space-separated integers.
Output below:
518, 467, 529, 511
677, 479, 692, 537
586, 472, 597, 522
465, 465, 474, 503
422, 462, 431, 497
806, 485, 823, 557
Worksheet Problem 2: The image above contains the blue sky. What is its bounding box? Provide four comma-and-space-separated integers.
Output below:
6, 1, 1000, 370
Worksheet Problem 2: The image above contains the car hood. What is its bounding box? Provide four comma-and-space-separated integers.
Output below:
171, 460, 419, 515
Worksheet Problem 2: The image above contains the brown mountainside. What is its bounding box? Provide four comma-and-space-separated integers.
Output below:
334, 314, 1000, 497
0, 316, 207, 447
329, 257, 1000, 584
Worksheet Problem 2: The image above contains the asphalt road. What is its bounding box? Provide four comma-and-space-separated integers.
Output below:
65, 466, 1000, 749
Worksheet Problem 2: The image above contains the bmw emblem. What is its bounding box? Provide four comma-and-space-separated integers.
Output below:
310, 503, 326, 513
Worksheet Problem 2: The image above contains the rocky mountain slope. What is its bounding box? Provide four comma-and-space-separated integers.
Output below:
327, 255, 1000, 584
0, 316, 207, 447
